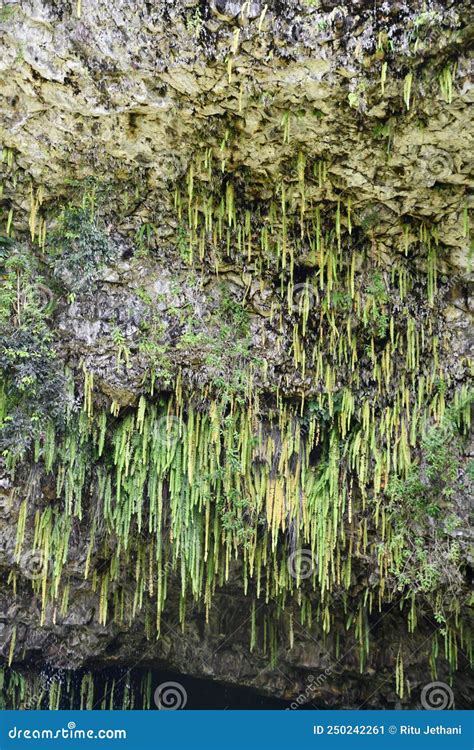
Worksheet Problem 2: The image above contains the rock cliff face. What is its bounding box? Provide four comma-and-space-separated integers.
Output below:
0, 0, 472, 709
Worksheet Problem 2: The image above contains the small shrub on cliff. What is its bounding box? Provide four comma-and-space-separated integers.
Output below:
0, 239, 66, 459
48, 205, 116, 292
386, 395, 473, 609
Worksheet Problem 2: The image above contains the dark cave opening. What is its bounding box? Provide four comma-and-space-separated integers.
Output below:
3, 665, 323, 711
142, 668, 312, 710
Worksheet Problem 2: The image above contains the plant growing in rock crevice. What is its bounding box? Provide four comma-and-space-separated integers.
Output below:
385, 395, 473, 616
0, 238, 66, 460
47, 205, 116, 293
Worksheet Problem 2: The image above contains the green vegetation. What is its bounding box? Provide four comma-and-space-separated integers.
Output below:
3, 368, 471, 677
137, 298, 175, 391
135, 222, 157, 256
0, 237, 65, 458
364, 272, 389, 337
176, 283, 257, 403
0, 85, 472, 706
201, 287, 260, 402
185, 8, 203, 37
47, 205, 115, 292
386, 399, 473, 611
0, 4, 16, 22
0, 667, 156, 710
2, 162, 471, 694
111, 327, 131, 371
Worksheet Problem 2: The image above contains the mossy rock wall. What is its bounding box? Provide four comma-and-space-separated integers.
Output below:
0, 0, 473, 708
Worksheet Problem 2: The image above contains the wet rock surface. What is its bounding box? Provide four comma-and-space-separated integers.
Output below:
0, 1, 473, 708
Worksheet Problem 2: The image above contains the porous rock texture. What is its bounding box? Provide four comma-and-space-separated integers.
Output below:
0, 0, 473, 709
